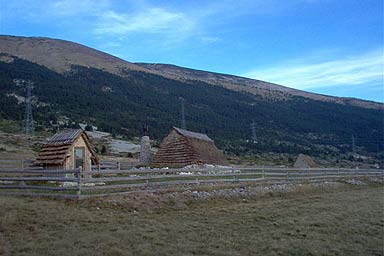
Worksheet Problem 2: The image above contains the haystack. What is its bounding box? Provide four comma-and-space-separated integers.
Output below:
293, 154, 318, 168
152, 127, 227, 167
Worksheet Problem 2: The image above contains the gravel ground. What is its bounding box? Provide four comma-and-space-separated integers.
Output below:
154, 177, 381, 201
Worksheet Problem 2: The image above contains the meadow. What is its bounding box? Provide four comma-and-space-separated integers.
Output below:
0, 182, 383, 255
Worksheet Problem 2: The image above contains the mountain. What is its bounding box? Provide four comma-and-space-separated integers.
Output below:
0, 35, 381, 110
136, 63, 383, 110
0, 35, 383, 163
0, 35, 148, 75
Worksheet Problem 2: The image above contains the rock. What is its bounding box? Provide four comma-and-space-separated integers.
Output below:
139, 136, 151, 165
368, 177, 384, 184
345, 179, 366, 185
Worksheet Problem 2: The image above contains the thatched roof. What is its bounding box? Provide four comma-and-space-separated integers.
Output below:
173, 127, 213, 142
152, 127, 227, 167
293, 154, 318, 168
35, 129, 99, 166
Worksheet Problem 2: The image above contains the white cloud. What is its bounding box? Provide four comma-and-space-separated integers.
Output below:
3, 0, 327, 43
93, 8, 195, 36
243, 49, 384, 89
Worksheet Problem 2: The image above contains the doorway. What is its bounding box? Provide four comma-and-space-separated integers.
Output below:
74, 147, 85, 170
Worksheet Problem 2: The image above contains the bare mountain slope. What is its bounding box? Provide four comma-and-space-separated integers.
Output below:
136, 63, 383, 109
0, 35, 381, 110
0, 35, 149, 75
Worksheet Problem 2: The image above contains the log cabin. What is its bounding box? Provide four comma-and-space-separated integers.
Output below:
35, 129, 99, 171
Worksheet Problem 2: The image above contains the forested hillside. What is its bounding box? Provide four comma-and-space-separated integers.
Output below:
0, 56, 383, 159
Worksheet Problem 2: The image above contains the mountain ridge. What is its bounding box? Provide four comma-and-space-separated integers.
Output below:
136, 63, 383, 109
0, 48, 383, 161
0, 35, 381, 110
0, 35, 149, 75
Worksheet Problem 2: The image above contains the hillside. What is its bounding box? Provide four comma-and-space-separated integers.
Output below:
0, 35, 149, 75
0, 35, 382, 110
136, 63, 383, 110
0, 35, 383, 163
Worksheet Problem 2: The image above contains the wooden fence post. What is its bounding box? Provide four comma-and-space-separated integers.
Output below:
262, 169, 265, 179
77, 167, 82, 199
117, 161, 120, 171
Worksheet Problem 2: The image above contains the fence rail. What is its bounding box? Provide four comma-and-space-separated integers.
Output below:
0, 166, 382, 199
0, 159, 138, 171
0, 159, 36, 170
92, 161, 138, 171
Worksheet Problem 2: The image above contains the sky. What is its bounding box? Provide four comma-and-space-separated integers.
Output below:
0, 0, 383, 102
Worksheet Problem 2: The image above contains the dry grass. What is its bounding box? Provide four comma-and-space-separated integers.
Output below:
0, 184, 383, 256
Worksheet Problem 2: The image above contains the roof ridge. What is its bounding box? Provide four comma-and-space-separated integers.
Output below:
173, 127, 213, 142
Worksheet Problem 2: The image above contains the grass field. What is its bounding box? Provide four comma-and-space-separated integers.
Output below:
0, 183, 383, 256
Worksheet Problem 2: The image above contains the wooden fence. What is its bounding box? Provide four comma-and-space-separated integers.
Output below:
92, 160, 138, 171
0, 159, 36, 170
0, 159, 138, 171
0, 166, 382, 199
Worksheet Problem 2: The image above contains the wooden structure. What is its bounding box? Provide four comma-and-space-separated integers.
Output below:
1, 166, 382, 199
35, 129, 99, 171
293, 154, 318, 168
152, 127, 227, 167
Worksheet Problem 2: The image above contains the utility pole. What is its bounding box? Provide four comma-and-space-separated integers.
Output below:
142, 124, 149, 136
251, 120, 257, 142
14, 79, 35, 136
179, 97, 186, 130
351, 134, 356, 154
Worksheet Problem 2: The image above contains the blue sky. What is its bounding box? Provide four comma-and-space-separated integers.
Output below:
0, 0, 383, 102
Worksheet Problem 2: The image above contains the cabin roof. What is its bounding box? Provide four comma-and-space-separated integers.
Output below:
45, 129, 83, 145
173, 127, 213, 142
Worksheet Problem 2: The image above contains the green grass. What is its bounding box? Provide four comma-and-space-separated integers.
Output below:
0, 184, 383, 256
0, 119, 21, 134
84, 174, 263, 185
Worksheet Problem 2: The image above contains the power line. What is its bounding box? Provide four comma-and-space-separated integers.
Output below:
250, 120, 257, 142
14, 79, 35, 136
179, 97, 186, 130
351, 134, 356, 153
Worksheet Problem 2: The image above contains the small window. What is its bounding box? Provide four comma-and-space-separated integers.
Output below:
74, 147, 84, 169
